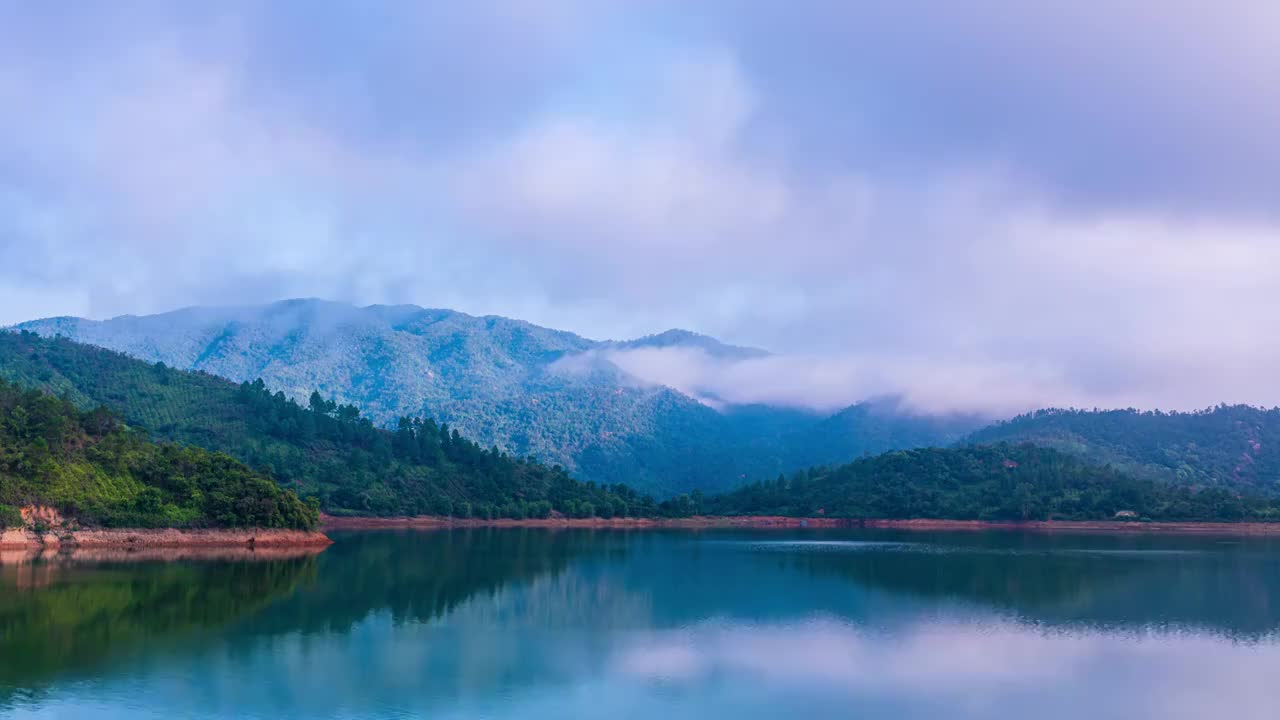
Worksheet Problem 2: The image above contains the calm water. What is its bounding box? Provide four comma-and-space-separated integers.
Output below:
3, 529, 1280, 719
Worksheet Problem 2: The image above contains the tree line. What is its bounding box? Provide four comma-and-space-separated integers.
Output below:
0, 377, 318, 530
704, 444, 1280, 522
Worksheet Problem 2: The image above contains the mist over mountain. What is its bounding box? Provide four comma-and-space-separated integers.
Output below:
13, 299, 982, 495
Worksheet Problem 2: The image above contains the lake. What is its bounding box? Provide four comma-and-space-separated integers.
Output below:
3, 528, 1279, 719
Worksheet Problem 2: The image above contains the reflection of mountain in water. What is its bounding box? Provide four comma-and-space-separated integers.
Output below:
149, 529, 642, 714
752, 531, 1280, 638
6, 529, 1280, 718
0, 548, 321, 694
258, 529, 1280, 641
236, 528, 619, 636
1, 530, 618, 712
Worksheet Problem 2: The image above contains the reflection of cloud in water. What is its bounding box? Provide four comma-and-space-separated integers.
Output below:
604, 618, 1280, 720
20, 616, 1280, 720
616, 618, 1099, 685
11, 529, 1280, 720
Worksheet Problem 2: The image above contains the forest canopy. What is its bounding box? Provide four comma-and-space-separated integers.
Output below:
0, 377, 318, 530
0, 331, 652, 519
4, 331, 1278, 525
704, 444, 1280, 522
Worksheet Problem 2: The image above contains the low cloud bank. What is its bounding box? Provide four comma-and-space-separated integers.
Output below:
550, 346, 1064, 417
554, 344, 1275, 418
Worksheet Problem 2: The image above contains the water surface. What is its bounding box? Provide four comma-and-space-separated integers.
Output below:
3, 529, 1279, 718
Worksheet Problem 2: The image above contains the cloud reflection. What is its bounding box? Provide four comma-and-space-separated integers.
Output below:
609, 618, 1280, 720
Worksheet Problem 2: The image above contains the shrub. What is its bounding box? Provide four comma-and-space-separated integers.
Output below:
0, 504, 23, 529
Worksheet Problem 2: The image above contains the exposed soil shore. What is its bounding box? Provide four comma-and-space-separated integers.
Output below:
0, 527, 333, 550
320, 513, 1280, 536
0, 543, 328, 565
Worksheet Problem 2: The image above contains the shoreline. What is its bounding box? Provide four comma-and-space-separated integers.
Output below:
0, 544, 327, 568
0, 526, 333, 550
6, 515, 1274, 549
319, 514, 1280, 536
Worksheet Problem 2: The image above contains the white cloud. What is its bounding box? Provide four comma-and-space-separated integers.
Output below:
451, 52, 793, 260
565, 346, 1080, 416
493, 80, 1280, 415
3, 4, 1280, 415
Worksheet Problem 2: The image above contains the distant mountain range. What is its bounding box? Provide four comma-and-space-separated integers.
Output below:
12, 299, 982, 495
7, 299, 1280, 500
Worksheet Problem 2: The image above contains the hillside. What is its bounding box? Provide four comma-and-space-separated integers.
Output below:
789, 398, 984, 468
13, 299, 981, 494
0, 331, 650, 519
965, 407, 1280, 494
705, 444, 1280, 522
3, 331, 1275, 527
0, 377, 317, 530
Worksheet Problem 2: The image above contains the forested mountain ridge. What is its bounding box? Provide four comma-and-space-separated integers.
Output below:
0, 330, 650, 518
705, 444, 1280, 522
964, 406, 1280, 494
12, 299, 981, 494
15, 305, 1280, 502
0, 377, 318, 530
4, 332, 1275, 525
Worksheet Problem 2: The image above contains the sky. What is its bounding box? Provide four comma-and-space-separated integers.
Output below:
2, 1, 1279, 414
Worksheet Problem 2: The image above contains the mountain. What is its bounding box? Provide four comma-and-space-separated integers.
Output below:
0, 331, 652, 518
7, 330, 1274, 525
610, 328, 770, 360
965, 406, 1280, 494
12, 299, 982, 495
705, 443, 1280, 522
792, 397, 986, 467
0, 376, 317, 530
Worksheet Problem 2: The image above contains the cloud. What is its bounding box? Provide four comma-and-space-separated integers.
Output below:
445, 43, 1280, 411
702, 0, 1280, 217
559, 346, 1094, 416
1, 2, 1279, 414
451, 52, 793, 262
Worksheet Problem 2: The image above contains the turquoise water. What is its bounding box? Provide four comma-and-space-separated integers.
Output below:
3, 528, 1280, 718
